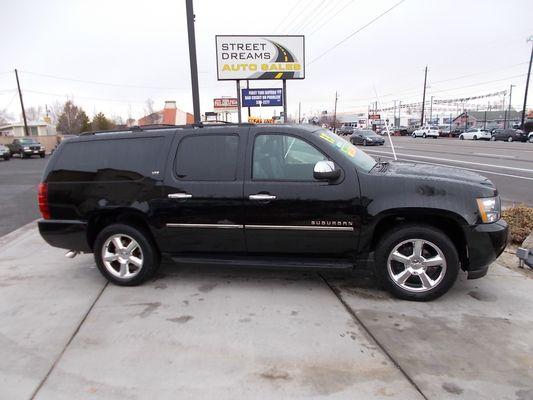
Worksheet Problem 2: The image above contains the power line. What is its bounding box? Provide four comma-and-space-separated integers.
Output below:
309, 0, 406, 65
274, 0, 305, 32
19, 70, 220, 91
431, 62, 528, 84
430, 74, 526, 95
292, 0, 328, 33
308, 0, 357, 37
285, 0, 322, 34
23, 89, 147, 104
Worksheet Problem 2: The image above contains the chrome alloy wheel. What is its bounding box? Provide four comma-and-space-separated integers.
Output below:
387, 239, 447, 293
101, 234, 143, 279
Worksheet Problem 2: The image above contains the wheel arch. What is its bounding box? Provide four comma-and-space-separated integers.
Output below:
87, 209, 159, 253
368, 209, 469, 268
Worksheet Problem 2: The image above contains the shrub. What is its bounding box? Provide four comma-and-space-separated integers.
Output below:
502, 205, 533, 244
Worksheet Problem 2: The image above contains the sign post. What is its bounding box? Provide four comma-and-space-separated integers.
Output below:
215, 35, 305, 124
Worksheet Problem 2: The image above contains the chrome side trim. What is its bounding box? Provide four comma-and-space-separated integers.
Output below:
245, 225, 354, 231
166, 223, 243, 229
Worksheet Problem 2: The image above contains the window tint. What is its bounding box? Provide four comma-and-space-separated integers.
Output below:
175, 134, 239, 181
52, 137, 164, 182
253, 134, 327, 180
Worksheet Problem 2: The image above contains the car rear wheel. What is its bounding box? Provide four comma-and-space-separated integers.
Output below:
507, 136, 513, 142
363, 139, 367, 146
459, 135, 464, 140
375, 225, 459, 301
411, 133, 416, 138
422, 133, 427, 138
473, 135, 477, 140
490, 136, 496, 141
94, 223, 160, 286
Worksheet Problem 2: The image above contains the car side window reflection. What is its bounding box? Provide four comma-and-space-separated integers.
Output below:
252, 134, 327, 181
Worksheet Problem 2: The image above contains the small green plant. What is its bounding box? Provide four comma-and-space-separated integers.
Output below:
502, 205, 533, 244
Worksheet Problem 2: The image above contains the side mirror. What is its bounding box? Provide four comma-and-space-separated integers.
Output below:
314, 160, 341, 181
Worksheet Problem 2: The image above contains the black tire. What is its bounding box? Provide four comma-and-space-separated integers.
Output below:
40, 153, 45, 158
473, 135, 477, 140
93, 223, 160, 286
412, 133, 416, 138
490, 136, 496, 141
529, 136, 533, 143
422, 133, 427, 138
3, 155, 9, 161
374, 224, 459, 301
507, 136, 513, 142
459, 135, 464, 140
363, 139, 367, 146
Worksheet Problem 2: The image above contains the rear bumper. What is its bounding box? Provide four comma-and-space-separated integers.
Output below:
463, 219, 508, 279
38, 219, 91, 252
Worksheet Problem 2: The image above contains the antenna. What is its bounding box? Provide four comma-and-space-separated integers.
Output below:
373, 86, 397, 161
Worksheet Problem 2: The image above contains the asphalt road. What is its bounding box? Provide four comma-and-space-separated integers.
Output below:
359, 136, 533, 206
0, 155, 47, 237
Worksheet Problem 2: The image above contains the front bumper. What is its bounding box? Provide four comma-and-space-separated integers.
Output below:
38, 219, 91, 252
463, 219, 508, 279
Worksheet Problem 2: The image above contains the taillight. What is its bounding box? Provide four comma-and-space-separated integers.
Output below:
38, 183, 51, 219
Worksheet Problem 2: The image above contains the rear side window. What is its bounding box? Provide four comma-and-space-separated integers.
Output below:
51, 137, 164, 182
175, 134, 239, 181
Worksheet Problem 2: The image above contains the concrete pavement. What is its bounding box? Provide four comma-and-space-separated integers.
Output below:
1, 224, 532, 399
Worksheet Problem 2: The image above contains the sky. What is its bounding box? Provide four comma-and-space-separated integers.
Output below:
0, 0, 532, 123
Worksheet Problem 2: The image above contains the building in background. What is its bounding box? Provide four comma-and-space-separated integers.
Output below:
137, 101, 194, 126
452, 110, 522, 130
0, 121, 57, 137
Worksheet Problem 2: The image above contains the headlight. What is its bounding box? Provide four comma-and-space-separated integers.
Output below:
476, 196, 500, 223
366, 138, 373, 141
23, 146, 30, 150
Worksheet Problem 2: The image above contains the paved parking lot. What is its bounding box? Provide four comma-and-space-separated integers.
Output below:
0, 156, 47, 237
1, 224, 532, 400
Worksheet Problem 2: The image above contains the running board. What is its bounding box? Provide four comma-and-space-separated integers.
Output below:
169, 255, 355, 269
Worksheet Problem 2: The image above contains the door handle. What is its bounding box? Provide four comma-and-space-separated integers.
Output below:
249, 194, 276, 201
168, 193, 192, 199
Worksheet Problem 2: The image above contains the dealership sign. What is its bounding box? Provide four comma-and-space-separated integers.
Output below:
213, 98, 238, 112
215, 35, 305, 81
242, 88, 283, 107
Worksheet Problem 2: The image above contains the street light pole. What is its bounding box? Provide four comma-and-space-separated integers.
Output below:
185, 0, 201, 124
520, 36, 533, 128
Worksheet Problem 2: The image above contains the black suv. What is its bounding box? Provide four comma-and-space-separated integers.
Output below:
38, 124, 507, 301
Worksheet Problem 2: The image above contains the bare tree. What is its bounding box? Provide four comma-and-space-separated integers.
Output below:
143, 98, 161, 124
0, 109, 14, 125
25, 106, 43, 122
56, 101, 90, 134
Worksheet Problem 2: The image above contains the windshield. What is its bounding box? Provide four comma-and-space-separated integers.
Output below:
313, 128, 376, 172
20, 138, 39, 144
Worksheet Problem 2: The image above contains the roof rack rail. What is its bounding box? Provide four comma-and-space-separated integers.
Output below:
79, 122, 257, 136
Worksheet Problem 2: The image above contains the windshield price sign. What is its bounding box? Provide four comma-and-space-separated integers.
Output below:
216, 35, 305, 81
241, 88, 283, 107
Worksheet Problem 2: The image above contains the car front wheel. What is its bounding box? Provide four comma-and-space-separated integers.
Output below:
507, 136, 513, 142
375, 225, 459, 301
412, 133, 416, 138
490, 136, 496, 141
94, 223, 160, 286
529, 136, 533, 143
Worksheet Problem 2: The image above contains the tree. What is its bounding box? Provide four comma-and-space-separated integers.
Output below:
91, 112, 115, 131
25, 106, 42, 122
56, 101, 90, 134
143, 98, 160, 124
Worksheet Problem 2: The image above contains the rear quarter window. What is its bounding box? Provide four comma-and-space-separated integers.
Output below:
49, 137, 165, 182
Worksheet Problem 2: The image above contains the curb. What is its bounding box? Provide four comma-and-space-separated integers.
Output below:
0, 219, 38, 249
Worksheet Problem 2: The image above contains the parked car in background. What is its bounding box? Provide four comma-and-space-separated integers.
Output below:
395, 126, 409, 136
338, 126, 356, 136
490, 128, 527, 142
0, 144, 11, 160
452, 128, 465, 137
412, 126, 439, 138
439, 126, 452, 136
7, 138, 46, 158
459, 128, 492, 141
349, 130, 385, 146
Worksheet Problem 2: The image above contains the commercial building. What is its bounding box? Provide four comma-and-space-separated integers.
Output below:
137, 101, 194, 126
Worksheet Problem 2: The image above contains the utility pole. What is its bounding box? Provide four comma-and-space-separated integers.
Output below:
420, 65, 428, 126
246, 80, 251, 119
507, 84, 515, 128
393, 100, 397, 127
333, 91, 338, 132
298, 101, 301, 124
236, 80, 242, 123
14, 69, 29, 136
398, 100, 401, 127
520, 36, 533, 128
429, 95, 434, 124
185, 0, 201, 124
